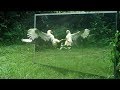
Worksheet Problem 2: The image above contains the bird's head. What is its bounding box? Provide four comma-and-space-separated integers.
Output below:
83, 29, 90, 34
66, 30, 70, 34
47, 30, 53, 34
84, 29, 90, 33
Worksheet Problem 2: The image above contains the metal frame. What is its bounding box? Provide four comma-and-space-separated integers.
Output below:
33, 11, 119, 79
34, 11, 117, 28
114, 11, 119, 79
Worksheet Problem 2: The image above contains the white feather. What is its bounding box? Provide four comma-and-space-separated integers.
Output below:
21, 39, 32, 42
27, 28, 39, 40
81, 29, 90, 39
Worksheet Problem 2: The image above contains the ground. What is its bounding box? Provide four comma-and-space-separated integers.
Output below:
0, 44, 114, 79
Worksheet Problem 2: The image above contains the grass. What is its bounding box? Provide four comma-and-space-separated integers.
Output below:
0, 44, 114, 79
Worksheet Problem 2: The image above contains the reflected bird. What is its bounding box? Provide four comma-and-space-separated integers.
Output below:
60, 29, 90, 49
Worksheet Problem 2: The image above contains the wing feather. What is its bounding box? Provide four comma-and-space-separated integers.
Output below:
38, 31, 51, 41
27, 28, 39, 40
81, 29, 90, 39
71, 29, 90, 42
71, 31, 81, 42
27, 28, 51, 41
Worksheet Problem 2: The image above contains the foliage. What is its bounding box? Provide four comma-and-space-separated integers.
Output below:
110, 31, 120, 61
36, 13, 117, 48
0, 11, 53, 44
110, 30, 120, 78
0, 11, 118, 47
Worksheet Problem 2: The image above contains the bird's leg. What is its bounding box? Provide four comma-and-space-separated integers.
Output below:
59, 42, 69, 50
59, 39, 66, 50
68, 46, 71, 49
60, 47, 63, 50
59, 42, 64, 50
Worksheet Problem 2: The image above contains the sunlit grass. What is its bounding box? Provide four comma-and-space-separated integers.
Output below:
0, 44, 114, 79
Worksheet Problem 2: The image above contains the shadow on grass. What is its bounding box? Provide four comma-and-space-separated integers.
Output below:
34, 62, 108, 79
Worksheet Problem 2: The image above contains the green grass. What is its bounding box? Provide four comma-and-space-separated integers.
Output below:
0, 44, 114, 79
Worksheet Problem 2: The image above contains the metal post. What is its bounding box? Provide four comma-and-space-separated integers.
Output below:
117, 11, 120, 32
34, 14, 36, 28
114, 11, 119, 79
33, 15, 36, 63
34, 11, 117, 16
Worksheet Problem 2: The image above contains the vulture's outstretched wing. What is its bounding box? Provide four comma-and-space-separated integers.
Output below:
27, 28, 51, 41
71, 29, 90, 42
22, 28, 51, 43
81, 29, 90, 39
27, 28, 39, 40
71, 31, 81, 42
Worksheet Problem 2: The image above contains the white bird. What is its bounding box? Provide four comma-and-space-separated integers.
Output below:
21, 28, 64, 48
60, 29, 90, 49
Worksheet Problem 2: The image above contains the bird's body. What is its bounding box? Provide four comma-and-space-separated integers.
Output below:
47, 30, 60, 45
46, 30, 54, 40
65, 31, 73, 46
